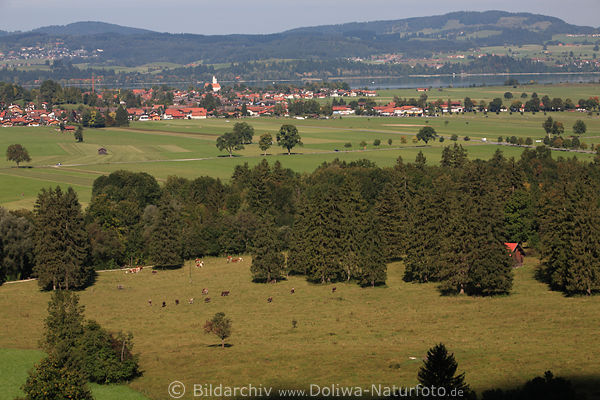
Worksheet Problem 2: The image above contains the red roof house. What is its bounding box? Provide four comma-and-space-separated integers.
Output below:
504, 243, 526, 267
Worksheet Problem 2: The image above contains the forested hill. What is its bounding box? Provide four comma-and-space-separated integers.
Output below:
285, 10, 597, 36
0, 11, 599, 66
31, 21, 154, 36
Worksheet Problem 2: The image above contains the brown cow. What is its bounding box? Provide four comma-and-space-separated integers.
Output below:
162, 301, 166, 307
267, 297, 273, 303
201, 288, 209, 295
221, 291, 230, 296
290, 288, 295, 294
188, 298, 194, 304
204, 297, 211, 303
175, 299, 179, 305
332, 287, 337, 293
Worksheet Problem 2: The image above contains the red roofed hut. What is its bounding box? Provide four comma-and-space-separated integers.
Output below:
504, 243, 526, 267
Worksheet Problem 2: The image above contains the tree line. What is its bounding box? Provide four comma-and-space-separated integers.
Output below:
2, 145, 600, 296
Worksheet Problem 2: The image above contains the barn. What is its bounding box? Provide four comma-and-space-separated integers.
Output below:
504, 242, 526, 267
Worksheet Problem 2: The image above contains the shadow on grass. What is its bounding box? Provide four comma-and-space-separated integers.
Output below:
207, 343, 234, 348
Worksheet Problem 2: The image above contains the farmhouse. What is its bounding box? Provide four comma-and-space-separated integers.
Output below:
505, 242, 526, 267
332, 106, 355, 115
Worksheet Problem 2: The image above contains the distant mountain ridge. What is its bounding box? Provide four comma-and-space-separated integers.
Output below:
1, 11, 599, 66
30, 21, 154, 36
285, 10, 598, 35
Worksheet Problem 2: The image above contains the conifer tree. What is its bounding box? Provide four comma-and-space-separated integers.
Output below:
33, 187, 91, 290
41, 290, 85, 369
418, 343, 472, 398
250, 219, 285, 282
404, 177, 451, 282
374, 179, 408, 261
147, 200, 183, 268
115, 105, 129, 127
414, 151, 427, 169
355, 210, 387, 287
246, 159, 273, 216
539, 164, 600, 295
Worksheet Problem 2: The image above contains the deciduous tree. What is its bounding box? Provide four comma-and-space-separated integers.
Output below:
277, 124, 302, 155
6, 144, 31, 167
204, 312, 232, 348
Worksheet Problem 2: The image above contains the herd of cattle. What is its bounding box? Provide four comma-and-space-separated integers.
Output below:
123, 256, 338, 308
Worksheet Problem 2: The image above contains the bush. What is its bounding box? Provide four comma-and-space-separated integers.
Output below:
450, 134, 458, 141
373, 139, 381, 146
77, 321, 140, 383
344, 142, 352, 148
21, 356, 93, 400
463, 136, 470, 141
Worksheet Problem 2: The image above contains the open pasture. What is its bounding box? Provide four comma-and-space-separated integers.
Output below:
0, 110, 598, 209
377, 82, 600, 105
0, 258, 599, 399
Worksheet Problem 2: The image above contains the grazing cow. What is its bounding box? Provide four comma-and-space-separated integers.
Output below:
152, 270, 157, 274
267, 297, 273, 303
195, 258, 204, 268
204, 297, 211, 303
269, 279, 277, 284
188, 298, 194, 304
148, 299, 152, 306
162, 301, 166, 307
332, 287, 337, 293
117, 285, 124, 290
175, 299, 179, 305
290, 288, 295, 294
227, 256, 243, 263
201, 288, 209, 295
221, 291, 230, 296
126, 266, 143, 274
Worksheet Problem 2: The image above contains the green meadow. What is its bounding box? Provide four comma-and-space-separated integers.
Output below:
377, 83, 600, 105
0, 348, 149, 400
1, 107, 599, 209
1, 257, 599, 399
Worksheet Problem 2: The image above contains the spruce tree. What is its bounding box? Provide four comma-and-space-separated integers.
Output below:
539, 164, 600, 295
147, 200, 183, 268
250, 219, 285, 282
404, 177, 450, 283
418, 343, 472, 398
374, 177, 409, 261
41, 290, 85, 369
33, 187, 91, 290
115, 105, 129, 127
355, 210, 387, 287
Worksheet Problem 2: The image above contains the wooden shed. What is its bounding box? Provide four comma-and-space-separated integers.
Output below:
504, 242, 526, 267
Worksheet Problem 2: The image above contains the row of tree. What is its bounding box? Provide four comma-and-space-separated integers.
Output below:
3, 144, 600, 295
216, 123, 302, 157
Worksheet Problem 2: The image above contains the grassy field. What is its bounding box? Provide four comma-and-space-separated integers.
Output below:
377, 83, 600, 105
0, 348, 148, 400
0, 107, 599, 209
0, 257, 599, 399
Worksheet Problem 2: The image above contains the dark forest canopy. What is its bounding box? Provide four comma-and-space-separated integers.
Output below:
3, 146, 600, 296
